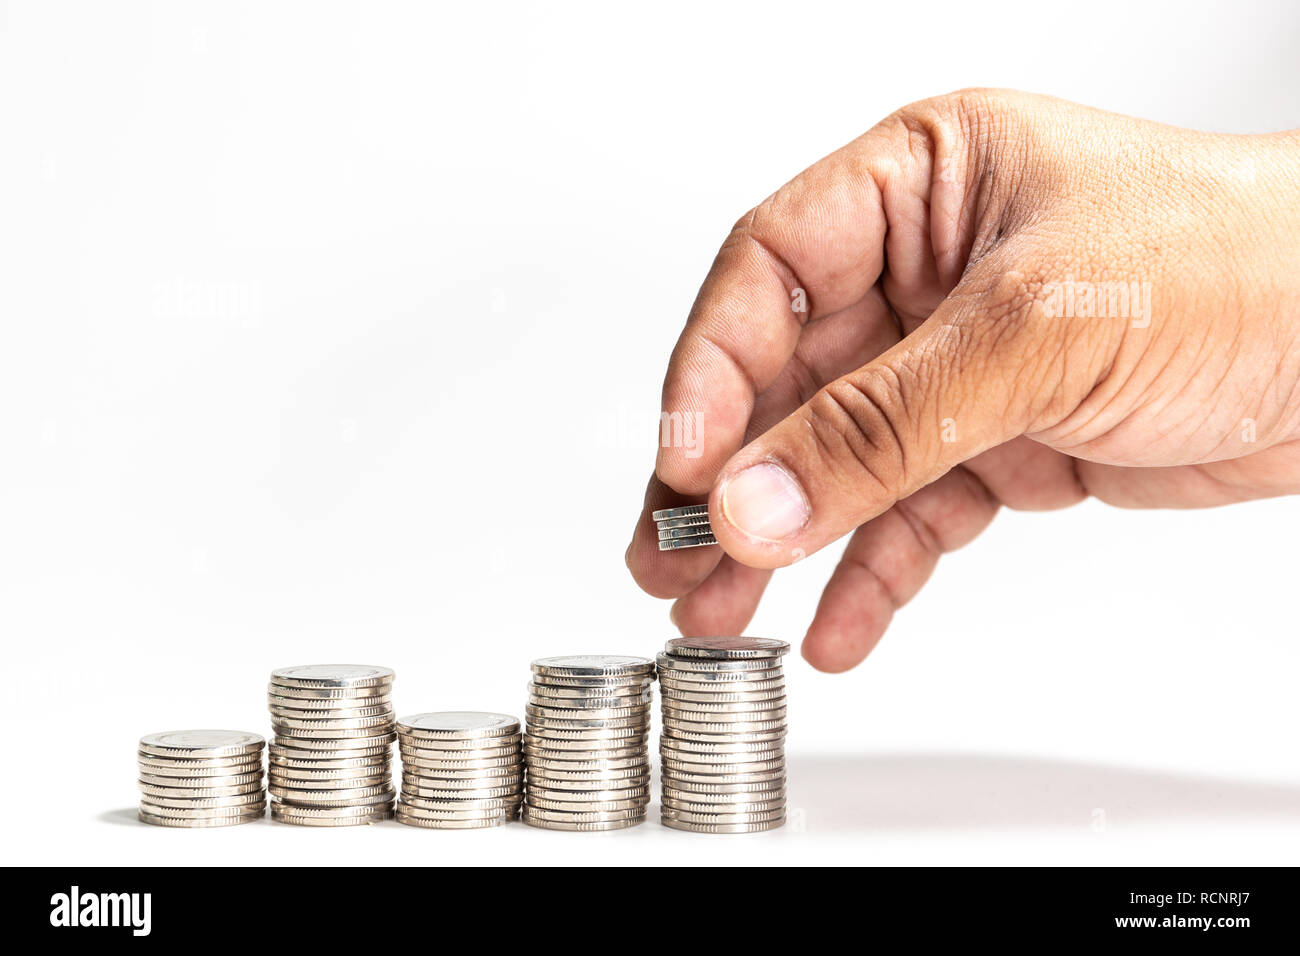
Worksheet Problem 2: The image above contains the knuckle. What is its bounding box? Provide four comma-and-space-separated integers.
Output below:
803, 367, 918, 497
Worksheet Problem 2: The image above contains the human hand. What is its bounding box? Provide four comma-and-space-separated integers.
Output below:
627, 89, 1300, 672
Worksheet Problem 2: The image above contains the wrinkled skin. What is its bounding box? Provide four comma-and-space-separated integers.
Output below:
627, 89, 1300, 673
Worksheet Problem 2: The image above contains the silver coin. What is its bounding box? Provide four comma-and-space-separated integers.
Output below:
662, 705, 787, 725
527, 756, 650, 775
270, 764, 392, 782
138, 808, 263, 828
651, 504, 709, 521
140, 790, 267, 810
271, 712, 395, 731
396, 712, 520, 740
138, 777, 264, 798
526, 697, 652, 716
525, 786, 650, 805
521, 805, 646, 824
139, 730, 264, 758
266, 691, 393, 710
662, 717, 786, 737
399, 740, 520, 759
269, 664, 395, 689
265, 682, 392, 701
530, 656, 655, 678
271, 803, 393, 826
524, 712, 648, 732
662, 723, 786, 741
400, 783, 523, 801
398, 753, 523, 772
524, 737, 648, 757
529, 673, 656, 690
528, 683, 651, 702
525, 724, 648, 741
526, 795, 649, 813
665, 637, 791, 660
402, 772, 523, 791
137, 800, 267, 819
138, 752, 262, 771
269, 782, 393, 802
526, 778, 651, 797
392, 735, 521, 754
270, 738, 392, 757
661, 815, 785, 833
656, 652, 782, 674
398, 793, 523, 812
664, 779, 787, 797
660, 734, 785, 754
661, 696, 788, 715
395, 810, 511, 829
521, 809, 645, 831
660, 689, 786, 708
657, 525, 717, 541
657, 534, 718, 550
526, 773, 651, 792
655, 513, 713, 529
269, 754, 390, 772
657, 669, 785, 686
268, 772, 393, 792
661, 756, 785, 776
661, 805, 785, 825
274, 726, 397, 742
660, 766, 786, 785
661, 794, 785, 814
663, 787, 786, 807
268, 702, 393, 720
394, 803, 516, 822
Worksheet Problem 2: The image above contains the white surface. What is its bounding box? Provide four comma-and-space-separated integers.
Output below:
3, 0, 1299, 866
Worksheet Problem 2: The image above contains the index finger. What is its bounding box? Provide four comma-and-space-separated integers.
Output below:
654, 138, 893, 495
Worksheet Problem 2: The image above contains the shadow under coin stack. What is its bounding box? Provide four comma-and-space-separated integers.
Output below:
653, 504, 717, 550
522, 655, 656, 831
395, 712, 524, 828
267, 665, 397, 826
658, 637, 789, 833
137, 730, 266, 827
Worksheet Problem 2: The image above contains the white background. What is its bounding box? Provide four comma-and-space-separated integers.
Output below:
2, 0, 1299, 866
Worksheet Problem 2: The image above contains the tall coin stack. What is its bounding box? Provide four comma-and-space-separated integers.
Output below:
653, 504, 717, 551
522, 655, 655, 831
658, 637, 789, 833
395, 712, 523, 828
266, 665, 397, 826
137, 730, 266, 827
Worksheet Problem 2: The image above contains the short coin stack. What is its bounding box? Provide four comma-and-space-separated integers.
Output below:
653, 504, 716, 551
137, 730, 266, 827
522, 655, 655, 831
658, 637, 789, 833
396, 712, 523, 829
267, 665, 396, 826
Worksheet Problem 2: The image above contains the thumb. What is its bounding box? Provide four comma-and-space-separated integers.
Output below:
708, 266, 1056, 568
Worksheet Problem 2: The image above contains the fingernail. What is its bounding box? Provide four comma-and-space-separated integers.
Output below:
720, 462, 809, 541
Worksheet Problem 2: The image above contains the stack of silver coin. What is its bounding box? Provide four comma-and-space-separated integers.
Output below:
137, 730, 266, 827
396, 712, 524, 829
522, 655, 656, 831
266, 665, 396, 826
653, 504, 717, 551
658, 637, 789, 833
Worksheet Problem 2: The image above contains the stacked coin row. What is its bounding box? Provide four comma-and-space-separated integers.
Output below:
138, 730, 266, 827
266, 665, 397, 827
522, 655, 656, 831
653, 504, 717, 551
658, 637, 789, 833
396, 712, 524, 829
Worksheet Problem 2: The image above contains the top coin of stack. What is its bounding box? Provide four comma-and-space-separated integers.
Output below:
137, 730, 266, 827
653, 504, 717, 551
657, 637, 789, 833
395, 712, 524, 829
266, 665, 397, 827
522, 655, 656, 831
